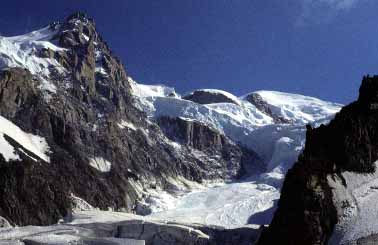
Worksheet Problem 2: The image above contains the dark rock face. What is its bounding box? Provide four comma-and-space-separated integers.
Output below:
0, 13, 264, 227
244, 93, 290, 124
157, 116, 230, 152
182, 90, 238, 105
258, 75, 378, 245
157, 116, 265, 178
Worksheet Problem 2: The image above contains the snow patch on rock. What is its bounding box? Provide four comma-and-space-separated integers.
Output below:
118, 120, 137, 131
71, 194, 95, 212
89, 157, 111, 172
0, 115, 50, 162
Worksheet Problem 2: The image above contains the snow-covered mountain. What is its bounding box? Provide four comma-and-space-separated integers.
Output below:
0, 12, 351, 245
129, 81, 341, 228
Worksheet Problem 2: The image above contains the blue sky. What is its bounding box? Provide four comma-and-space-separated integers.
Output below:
1, 0, 378, 103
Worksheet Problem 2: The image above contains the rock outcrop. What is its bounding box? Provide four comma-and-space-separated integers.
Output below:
182, 90, 239, 105
258, 75, 378, 245
157, 116, 265, 177
244, 93, 289, 124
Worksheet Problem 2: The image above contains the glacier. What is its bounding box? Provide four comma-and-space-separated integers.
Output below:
129, 81, 342, 228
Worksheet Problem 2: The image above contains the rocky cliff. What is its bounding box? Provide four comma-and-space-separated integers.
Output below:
258, 75, 378, 245
157, 116, 265, 177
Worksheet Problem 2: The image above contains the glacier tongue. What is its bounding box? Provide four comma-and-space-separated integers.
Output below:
130, 81, 342, 228
148, 181, 280, 228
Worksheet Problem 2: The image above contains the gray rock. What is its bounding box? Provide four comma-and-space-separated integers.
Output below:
182, 90, 238, 105
244, 93, 289, 124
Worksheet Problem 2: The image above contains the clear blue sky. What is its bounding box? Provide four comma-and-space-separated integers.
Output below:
1, 0, 378, 103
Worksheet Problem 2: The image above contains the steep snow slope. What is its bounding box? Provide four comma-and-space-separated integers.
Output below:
0, 25, 66, 98
131, 82, 342, 228
129, 78, 177, 98
0, 115, 50, 162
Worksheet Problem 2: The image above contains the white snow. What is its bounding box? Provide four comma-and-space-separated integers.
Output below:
81, 33, 90, 42
68, 210, 146, 225
70, 194, 95, 211
89, 157, 111, 172
0, 26, 67, 100
149, 181, 280, 228
95, 66, 107, 75
143, 188, 180, 213
205, 101, 274, 127
118, 120, 137, 131
133, 94, 308, 166
0, 134, 19, 162
249, 90, 342, 124
0, 115, 50, 162
0, 211, 146, 245
129, 77, 177, 98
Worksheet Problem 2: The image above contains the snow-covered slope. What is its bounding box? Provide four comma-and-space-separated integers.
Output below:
130, 81, 342, 228
0, 25, 66, 99
249, 90, 341, 124
131, 82, 339, 164
0, 115, 50, 162
129, 78, 177, 98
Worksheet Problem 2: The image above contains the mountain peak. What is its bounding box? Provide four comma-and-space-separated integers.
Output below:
358, 75, 378, 105
65, 12, 94, 25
